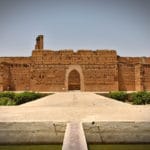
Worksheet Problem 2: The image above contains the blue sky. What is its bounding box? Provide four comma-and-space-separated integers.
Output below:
0, 0, 150, 56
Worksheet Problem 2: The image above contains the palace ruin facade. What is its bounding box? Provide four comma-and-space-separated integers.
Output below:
0, 35, 150, 92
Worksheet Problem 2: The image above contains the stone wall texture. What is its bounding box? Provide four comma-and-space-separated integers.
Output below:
0, 35, 150, 92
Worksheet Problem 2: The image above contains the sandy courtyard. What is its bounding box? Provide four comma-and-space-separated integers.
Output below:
0, 91, 149, 122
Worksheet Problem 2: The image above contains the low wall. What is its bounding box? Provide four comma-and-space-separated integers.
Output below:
0, 122, 66, 144
0, 121, 150, 144
83, 122, 150, 143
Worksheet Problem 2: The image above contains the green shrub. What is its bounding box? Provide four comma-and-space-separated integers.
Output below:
14, 92, 47, 105
108, 91, 127, 102
0, 92, 50, 105
0, 97, 15, 105
145, 92, 150, 104
127, 93, 133, 102
6, 100, 16, 105
131, 91, 150, 105
15, 92, 34, 105
0, 92, 15, 99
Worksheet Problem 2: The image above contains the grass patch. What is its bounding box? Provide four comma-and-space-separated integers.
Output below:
0, 92, 51, 106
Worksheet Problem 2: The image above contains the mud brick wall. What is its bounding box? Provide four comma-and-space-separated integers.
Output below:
142, 64, 150, 91
2, 65, 10, 91
8, 63, 30, 91
135, 64, 143, 91
0, 57, 31, 64
118, 57, 150, 91
118, 57, 141, 64
118, 63, 135, 91
31, 50, 118, 91
31, 49, 117, 65
0, 48, 150, 92
0, 65, 2, 91
0, 57, 31, 91
82, 64, 118, 91
0, 64, 4, 91
30, 64, 66, 91
0, 63, 10, 91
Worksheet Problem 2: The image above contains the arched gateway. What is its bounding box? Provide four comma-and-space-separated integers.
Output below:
68, 70, 80, 90
65, 65, 84, 91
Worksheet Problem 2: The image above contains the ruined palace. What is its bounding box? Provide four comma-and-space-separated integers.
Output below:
0, 35, 150, 92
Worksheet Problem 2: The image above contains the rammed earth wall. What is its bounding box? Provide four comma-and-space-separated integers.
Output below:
0, 35, 150, 91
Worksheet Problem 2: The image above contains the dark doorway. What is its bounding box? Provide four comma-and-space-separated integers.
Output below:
68, 70, 80, 90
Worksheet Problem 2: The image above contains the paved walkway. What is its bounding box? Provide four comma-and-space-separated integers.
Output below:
0, 92, 150, 122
